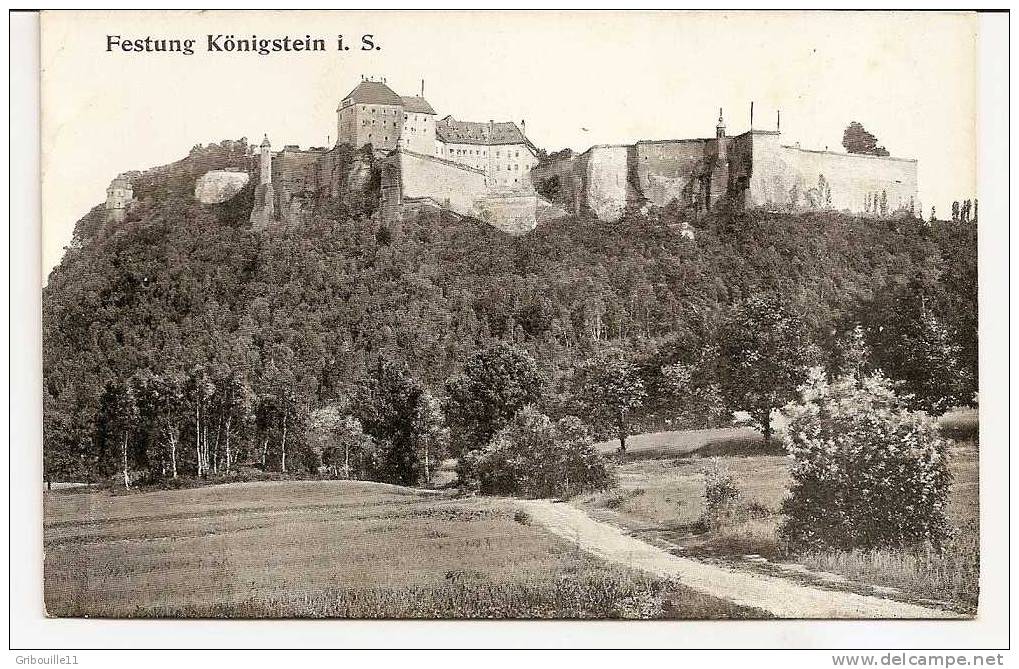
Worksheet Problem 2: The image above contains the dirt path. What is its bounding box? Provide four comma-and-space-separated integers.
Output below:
520, 499, 961, 619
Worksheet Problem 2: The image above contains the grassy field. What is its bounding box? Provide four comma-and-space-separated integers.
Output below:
581, 409, 980, 613
44, 480, 766, 618
594, 426, 777, 460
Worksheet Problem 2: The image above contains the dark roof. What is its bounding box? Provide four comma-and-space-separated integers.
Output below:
436, 116, 528, 146
342, 80, 403, 106
400, 96, 436, 115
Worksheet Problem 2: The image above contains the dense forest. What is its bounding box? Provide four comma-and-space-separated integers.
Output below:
42, 143, 978, 486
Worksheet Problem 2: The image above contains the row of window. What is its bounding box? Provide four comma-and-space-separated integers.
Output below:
442, 147, 522, 159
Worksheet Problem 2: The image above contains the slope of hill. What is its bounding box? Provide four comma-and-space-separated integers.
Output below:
42, 141, 978, 482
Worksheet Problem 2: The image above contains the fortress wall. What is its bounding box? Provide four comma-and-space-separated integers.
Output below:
271, 149, 323, 224
472, 193, 568, 236
581, 145, 631, 222
314, 146, 374, 202
315, 146, 351, 200
530, 154, 584, 214
748, 131, 917, 214
635, 140, 707, 208
473, 193, 541, 236
397, 150, 488, 217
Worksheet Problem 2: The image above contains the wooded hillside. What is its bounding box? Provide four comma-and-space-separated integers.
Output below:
43, 143, 978, 484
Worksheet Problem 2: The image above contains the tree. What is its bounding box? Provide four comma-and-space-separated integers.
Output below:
356, 358, 432, 486
183, 366, 216, 478
869, 302, 970, 414
444, 342, 545, 484
309, 406, 376, 479
717, 296, 813, 443
829, 324, 870, 380
806, 174, 832, 209
256, 360, 305, 474
471, 407, 612, 498
149, 372, 186, 479
571, 350, 647, 453
217, 372, 254, 473
780, 370, 951, 552
842, 121, 890, 156
97, 379, 139, 489
413, 392, 447, 484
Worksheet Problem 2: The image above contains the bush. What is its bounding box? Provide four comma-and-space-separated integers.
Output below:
702, 462, 742, 530
472, 408, 612, 498
779, 370, 952, 552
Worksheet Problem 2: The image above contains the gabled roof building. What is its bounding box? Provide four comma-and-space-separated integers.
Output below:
336, 77, 538, 190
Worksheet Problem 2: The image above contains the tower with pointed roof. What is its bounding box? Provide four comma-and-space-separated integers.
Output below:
250, 135, 275, 229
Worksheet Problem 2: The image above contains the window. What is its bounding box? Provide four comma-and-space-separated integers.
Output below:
496, 151, 501, 157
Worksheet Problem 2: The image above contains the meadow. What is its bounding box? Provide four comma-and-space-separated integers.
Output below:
581, 409, 980, 613
44, 480, 766, 618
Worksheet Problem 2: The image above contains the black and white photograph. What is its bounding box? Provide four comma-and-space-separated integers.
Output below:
12, 8, 1009, 650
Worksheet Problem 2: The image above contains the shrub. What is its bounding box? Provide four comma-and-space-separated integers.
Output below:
702, 462, 742, 528
513, 510, 532, 525
473, 408, 612, 498
779, 370, 952, 552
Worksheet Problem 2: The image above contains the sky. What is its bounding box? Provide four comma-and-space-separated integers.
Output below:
41, 10, 978, 278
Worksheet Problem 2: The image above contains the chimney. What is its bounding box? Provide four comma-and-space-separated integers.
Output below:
489, 119, 494, 138
521, 119, 526, 136
750, 101, 754, 129
777, 110, 781, 132
421, 79, 425, 97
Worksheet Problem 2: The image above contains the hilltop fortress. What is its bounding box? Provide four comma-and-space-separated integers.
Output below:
106, 77, 919, 234
547, 110, 918, 223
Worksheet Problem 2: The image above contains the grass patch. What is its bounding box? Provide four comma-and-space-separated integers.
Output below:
580, 429, 979, 611
43, 479, 762, 619
799, 528, 979, 612
595, 427, 769, 462
938, 408, 979, 443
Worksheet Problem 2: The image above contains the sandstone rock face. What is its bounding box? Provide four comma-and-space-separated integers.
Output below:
346, 154, 374, 193
472, 193, 568, 236
583, 146, 630, 222
195, 170, 250, 204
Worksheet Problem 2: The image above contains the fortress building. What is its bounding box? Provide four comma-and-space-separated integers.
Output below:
105, 174, 134, 222
249, 135, 276, 229
435, 117, 539, 189
547, 109, 918, 222
337, 77, 540, 190
244, 79, 918, 236
337, 77, 438, 155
